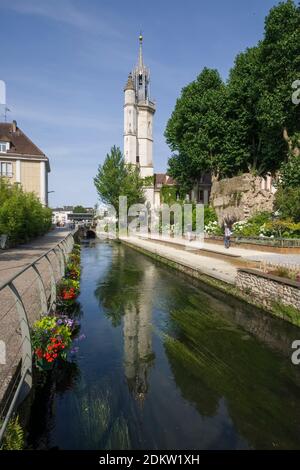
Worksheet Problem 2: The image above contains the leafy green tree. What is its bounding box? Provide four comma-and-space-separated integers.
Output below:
94, 146, 144, 214
279, 154, 300, 188
225, 46, 263, 175
165, 1, 300, 186
275, 186, 300, 222
165, 68, 228, 182
274, 154, 300, 222
167, 153, 195, 194
257, 0, 300, 168
73, 205, 87, 213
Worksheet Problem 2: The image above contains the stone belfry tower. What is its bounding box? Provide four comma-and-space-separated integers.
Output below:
124, 34, 156, 185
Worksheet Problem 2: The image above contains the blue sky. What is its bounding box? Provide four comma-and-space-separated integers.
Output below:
0, 0, 279, 207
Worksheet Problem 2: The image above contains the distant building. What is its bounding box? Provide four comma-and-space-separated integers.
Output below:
0, 120, 50, 205
190, 173, 212, 204
52, 206, 94, 225
51, 207, 73, 226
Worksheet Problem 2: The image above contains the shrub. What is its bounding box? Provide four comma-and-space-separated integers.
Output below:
0, 178, 52, 244
204, 220, 223, 235
279, 153, 300, 189
160, 185, 180, 205
262, 219, 300, 238
274, 187, 300, 223
204, 206, 218, 225
193, 205, 221, 234
0, 416, 24, 450
143, 176, 154, 187
68, 253, 80, 265
232, 211, 272, 237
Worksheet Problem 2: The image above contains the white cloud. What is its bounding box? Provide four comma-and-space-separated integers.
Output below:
1, 0, 122, 39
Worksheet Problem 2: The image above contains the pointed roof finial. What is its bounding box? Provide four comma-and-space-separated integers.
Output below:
124, 72, 135, 91
139, 31, 143, 69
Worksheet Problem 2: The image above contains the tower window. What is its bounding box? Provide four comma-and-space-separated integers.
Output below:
136, 156, 140, 163
139, 74, 143, 86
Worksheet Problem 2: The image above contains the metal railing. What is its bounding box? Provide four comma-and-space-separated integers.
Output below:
206, 234, 300, 248
0, 231, 75, 443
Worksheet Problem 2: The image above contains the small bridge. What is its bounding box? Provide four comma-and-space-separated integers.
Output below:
76, 224, 97, 240
67, 213, 97, 240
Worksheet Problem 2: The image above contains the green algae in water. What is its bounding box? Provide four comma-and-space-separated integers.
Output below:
26, 242, 300, 450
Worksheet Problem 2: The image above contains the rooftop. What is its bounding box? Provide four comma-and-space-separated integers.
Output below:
0, 121, 49, 162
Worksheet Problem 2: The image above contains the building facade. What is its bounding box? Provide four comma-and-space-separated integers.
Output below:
0, 120, 50, 205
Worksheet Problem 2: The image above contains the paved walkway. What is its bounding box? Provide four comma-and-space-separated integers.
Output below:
137, 234, 300, 268
0, 228, 73, 406
0, 228, 72, 287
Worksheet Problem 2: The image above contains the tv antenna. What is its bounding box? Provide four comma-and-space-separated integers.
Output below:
4, 107, 11, 122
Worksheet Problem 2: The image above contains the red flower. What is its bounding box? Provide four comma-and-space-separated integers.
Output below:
35, 348, 43, 359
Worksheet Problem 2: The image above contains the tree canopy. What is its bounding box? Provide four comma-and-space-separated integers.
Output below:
165, 1, 300, 186
94, 146, 145, 214
73, 205, 87, 213
165, 68, 227, 183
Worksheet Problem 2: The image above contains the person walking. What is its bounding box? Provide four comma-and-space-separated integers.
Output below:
224, 224, 232, 249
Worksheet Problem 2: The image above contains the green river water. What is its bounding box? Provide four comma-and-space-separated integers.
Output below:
27, 241, 300, 449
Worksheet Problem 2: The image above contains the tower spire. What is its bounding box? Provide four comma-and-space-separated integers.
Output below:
138, 32, 143, 70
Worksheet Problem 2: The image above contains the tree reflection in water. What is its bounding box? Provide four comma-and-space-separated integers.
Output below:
25, 243, 300, 450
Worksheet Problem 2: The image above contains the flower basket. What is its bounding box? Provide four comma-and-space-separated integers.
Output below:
57, 279, 80, 303
65, 262, 81, 280
32, 316, 73, 372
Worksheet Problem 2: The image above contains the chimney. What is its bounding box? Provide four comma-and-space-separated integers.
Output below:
12, 120, 17, 133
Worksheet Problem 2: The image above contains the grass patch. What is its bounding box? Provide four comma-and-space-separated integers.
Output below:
272, 303, 300, 327
0, 415, 24, 450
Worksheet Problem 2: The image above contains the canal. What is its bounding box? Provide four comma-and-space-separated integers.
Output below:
27, 241, 300, 449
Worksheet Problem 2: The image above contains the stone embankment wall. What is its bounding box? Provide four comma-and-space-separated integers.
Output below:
210, 173, 275, 223
236, 268, 300, 311
0, 233, 75, 405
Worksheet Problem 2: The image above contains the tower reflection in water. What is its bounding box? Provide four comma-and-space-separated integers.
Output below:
123, 264, 155, 403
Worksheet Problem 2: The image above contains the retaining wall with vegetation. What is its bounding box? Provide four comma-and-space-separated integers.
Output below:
236, 268, 300, 313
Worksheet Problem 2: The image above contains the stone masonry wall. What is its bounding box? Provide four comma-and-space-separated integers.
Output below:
236, 269, 300, 311
210, 173, 275, 223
